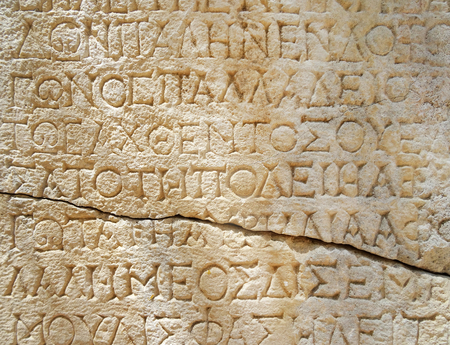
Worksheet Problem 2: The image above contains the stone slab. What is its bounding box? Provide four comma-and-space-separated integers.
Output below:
1, 194, 450, 345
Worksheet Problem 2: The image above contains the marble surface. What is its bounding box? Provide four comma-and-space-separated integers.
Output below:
1, 0, 450, 343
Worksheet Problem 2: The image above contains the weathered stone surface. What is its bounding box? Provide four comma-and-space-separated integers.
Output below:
1, 194, 450, 345
1, 0, 450, 343
1, 1, 450, 274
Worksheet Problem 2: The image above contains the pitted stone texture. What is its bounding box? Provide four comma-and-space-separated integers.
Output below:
1, 195, 450, 345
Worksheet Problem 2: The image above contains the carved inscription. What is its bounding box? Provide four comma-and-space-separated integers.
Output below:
2, 0, 450, 343
1, 195, 450, 345
2, 3, 450, 273
2, 0, 450, 276
1, 98, 449, 271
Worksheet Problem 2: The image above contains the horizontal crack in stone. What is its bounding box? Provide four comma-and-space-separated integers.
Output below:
2, 191, 447, 278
